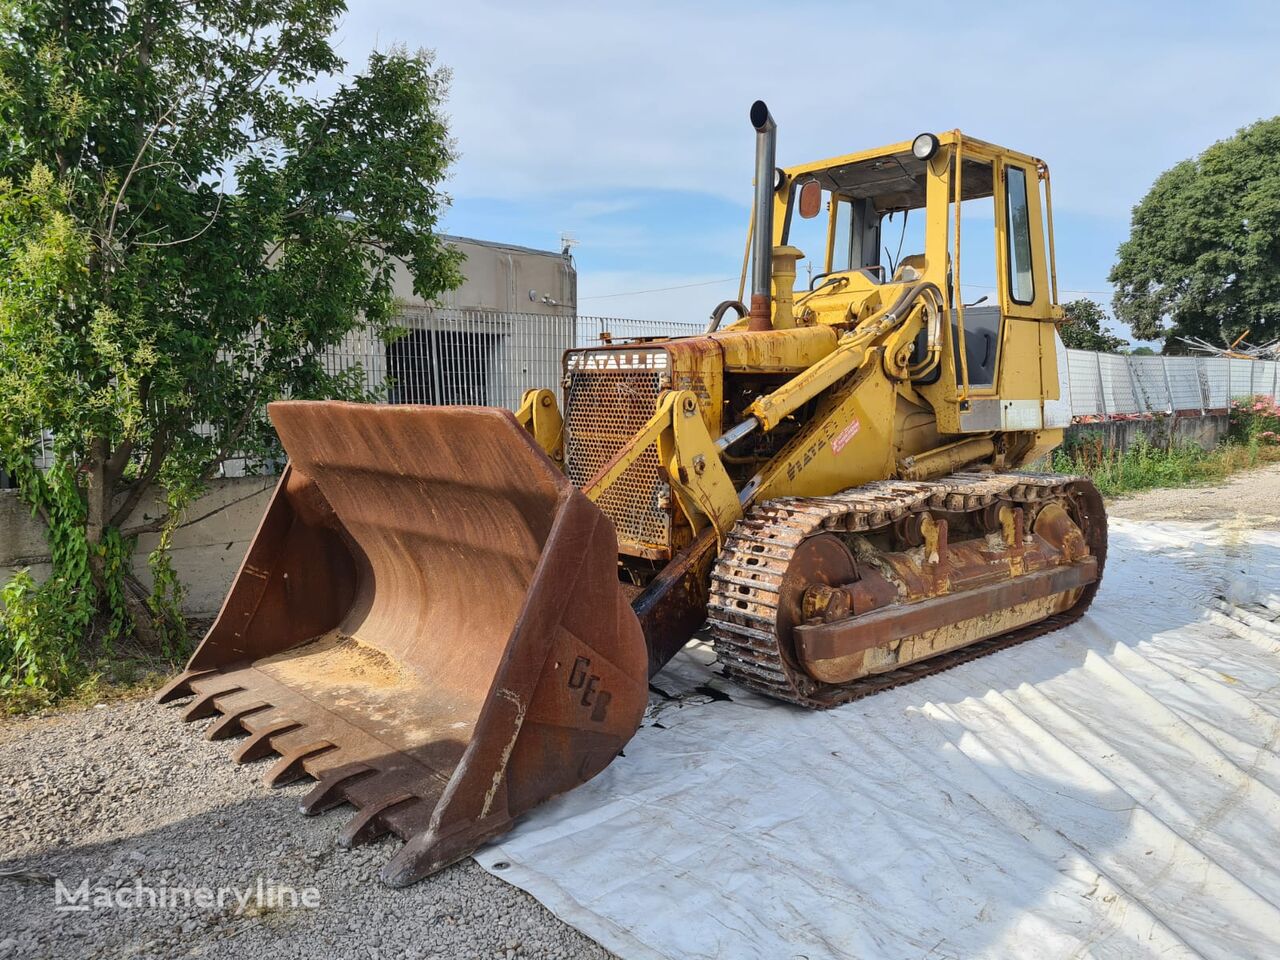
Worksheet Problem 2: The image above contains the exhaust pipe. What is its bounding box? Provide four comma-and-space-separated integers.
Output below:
748, 100, 777, 332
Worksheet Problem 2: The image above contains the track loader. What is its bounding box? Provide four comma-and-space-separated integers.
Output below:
160, 102, 1106, 885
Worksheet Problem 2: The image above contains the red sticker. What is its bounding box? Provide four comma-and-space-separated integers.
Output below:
831, 418, 861, 454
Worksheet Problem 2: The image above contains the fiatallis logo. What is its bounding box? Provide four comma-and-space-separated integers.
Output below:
566, 350, 668, 372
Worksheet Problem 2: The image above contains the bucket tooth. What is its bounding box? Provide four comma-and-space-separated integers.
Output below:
264, 740, 338, 788
204, 702, 272, 741
337, 793, 419, 849
299, 765, 376, 816
156, 668, 217, 704
231, 719, 302, 764
182, 686, 244, 722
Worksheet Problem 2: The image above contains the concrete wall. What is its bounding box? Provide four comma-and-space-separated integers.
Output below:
1, 236, 580, 613
1, 477, 275, 617
1065, 414, 1230, 454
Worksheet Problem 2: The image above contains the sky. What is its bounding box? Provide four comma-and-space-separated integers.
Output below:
333, 0, 1280, 342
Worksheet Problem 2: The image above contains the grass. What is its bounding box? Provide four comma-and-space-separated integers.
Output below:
0, 617, 210, 718
0, 654, 175, 718
1052, 434, 1280, 498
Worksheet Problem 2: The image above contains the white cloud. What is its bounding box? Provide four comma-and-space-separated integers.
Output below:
337, 0, 1280, 218
328, 1, 1280, 327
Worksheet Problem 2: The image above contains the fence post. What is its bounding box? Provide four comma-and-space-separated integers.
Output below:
1124, 355, 1143, 414
1160, 356, 1175, 414
1094, 351, 1108, 419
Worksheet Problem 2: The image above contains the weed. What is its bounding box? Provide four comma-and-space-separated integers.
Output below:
1053, 433, 1280, 497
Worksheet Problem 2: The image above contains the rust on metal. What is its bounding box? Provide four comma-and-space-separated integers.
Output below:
746, 293, 773, 332
795, 559, 1098, 669
787, 504, 1098, 683
158, 401, 649, 886
632, 528, 718, 677
561, 338, 723, 561
707, 473, 1108, 707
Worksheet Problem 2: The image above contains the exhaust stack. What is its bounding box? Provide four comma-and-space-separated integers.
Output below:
748, 100, 777, 332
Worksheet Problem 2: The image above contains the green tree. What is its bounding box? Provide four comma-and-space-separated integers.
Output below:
0, 0, 461, 690
1110, 117, 1280, 350
1059, 298, 1128, 353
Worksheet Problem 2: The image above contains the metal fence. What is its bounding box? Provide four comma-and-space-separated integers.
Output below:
1064, 349, 1280, 418
317, 309, 704, 412
324, 309, 1278, 420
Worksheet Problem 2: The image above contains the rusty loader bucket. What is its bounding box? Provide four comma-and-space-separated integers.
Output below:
158, 401, 648, 885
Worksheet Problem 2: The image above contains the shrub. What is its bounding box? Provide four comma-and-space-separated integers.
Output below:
1229, 395, 1280, 445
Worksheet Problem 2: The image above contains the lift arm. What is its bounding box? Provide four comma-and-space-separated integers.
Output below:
745, 282, 943, 432
516, 388, 564, 465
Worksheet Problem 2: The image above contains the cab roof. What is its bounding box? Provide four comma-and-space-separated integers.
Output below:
783, 131, 1045, 213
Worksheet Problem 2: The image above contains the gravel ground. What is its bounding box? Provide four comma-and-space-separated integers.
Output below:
0, 699, 614, 960
1104, 461, 1280, 527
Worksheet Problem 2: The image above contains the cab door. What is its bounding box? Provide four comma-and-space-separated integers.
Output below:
995, 158, 1051, 322
989, 155, 1058, 428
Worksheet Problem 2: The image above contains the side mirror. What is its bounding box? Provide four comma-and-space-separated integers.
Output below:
798, 179, 823, 219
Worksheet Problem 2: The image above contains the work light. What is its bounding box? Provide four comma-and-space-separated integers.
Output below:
912, 133, 939, 161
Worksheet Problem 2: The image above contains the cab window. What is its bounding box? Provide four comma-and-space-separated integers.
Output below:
1005, 165, 1034, 304
781, 179, 831, 287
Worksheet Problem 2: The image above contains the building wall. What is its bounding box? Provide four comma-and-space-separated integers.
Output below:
332, 235, 578, 411
1, 478, 276, 617
402, 235, 576, 315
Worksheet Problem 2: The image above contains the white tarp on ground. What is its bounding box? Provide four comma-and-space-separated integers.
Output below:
476, 520, 1280, 960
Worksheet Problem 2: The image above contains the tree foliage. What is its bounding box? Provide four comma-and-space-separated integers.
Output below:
1110, 117, 1280, 350
1059, 298, 1127, 353
0, 0, 461, 688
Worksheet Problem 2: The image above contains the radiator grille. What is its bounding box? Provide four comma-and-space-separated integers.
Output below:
563, 349, 670, 553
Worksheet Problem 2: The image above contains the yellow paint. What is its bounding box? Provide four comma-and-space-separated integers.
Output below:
515, 388, 564, 465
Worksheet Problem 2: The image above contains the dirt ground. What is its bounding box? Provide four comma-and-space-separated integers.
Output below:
1103, 461, 1280, 528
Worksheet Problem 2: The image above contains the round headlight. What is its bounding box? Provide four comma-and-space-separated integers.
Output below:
912, 132, 939, 161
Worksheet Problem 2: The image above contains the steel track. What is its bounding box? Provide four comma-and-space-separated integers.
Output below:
706, 472, 1107, 709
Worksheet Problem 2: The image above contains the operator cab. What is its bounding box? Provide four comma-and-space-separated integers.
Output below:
776, 133, 1053, 394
